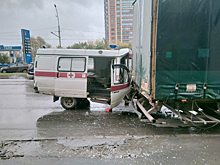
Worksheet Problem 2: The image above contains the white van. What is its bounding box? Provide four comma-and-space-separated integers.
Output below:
34, 48, 131, 110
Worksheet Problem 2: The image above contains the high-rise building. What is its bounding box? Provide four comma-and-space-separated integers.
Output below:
104, 0, 133, 44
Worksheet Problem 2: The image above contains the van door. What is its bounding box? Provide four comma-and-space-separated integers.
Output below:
34, 56, 54, 95
110, 64, 131, 108
55, 56, 88, 98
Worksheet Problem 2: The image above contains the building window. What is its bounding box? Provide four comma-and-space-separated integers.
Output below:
117, 23, 121, 26
122, 27, 133, 30
117, 36, 121, 39
122, 31, 133, 35
111, 33, 115, 35
111, 24, 114, 27
111, 28, 115, 31
116, 5, 120, 8
117, 32, 121, 35
122, 18, 133, 22
117, 14, 120, 17
121, 1, 133, 4
122, 36, 133, 39
110, 1, 114, 4
116, 1, 120, 3
122, 14, 133, 17
111, 20, 114, 22
122, 9, 133, 13
111, 6, 114, 9
112, 37, 115, 40
117, 27, 121, 31
117, 19, 120, 22
116, 10, 120, 13
111, 10, 114, 13
123, 40, 129, 43
122, 5, 133, 8
111, 15, 114, 18
122, 23, 132, 26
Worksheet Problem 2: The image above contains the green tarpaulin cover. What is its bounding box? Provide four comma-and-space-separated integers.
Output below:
155, 0, 220, 100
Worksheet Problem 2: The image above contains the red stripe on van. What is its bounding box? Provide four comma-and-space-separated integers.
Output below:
35, 71, 57, 77
111, 83, 130, 92
59, 72, 67, 78
59, 72, 87, 79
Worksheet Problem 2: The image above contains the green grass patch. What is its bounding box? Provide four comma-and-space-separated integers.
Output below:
0, 73, 27, 77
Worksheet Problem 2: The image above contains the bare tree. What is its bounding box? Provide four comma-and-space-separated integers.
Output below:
30, 36, 52, 59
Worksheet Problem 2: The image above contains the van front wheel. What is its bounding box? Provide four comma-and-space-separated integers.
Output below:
60, 97, 77, 110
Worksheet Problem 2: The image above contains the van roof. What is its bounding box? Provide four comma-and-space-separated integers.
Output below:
37, 48, 130, 58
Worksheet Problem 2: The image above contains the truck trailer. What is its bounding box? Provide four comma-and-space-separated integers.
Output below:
132, 0, 220, 126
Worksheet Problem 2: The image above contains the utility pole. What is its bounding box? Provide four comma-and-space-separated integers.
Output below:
51, 4, 61, 48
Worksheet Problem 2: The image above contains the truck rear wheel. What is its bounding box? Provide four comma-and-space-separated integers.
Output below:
60, 97, 77, 110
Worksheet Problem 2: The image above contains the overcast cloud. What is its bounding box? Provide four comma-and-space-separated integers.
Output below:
0, 0, 105, 48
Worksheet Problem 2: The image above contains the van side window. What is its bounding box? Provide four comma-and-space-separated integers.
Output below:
71, 58, 85, 72
58, 57, 86, 72
113, 65, 130, 85
88, 58, 94, 71
58, 58, 71, 71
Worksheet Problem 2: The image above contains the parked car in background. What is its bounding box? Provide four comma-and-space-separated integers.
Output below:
0, 63, 28, 73
27, 62, 34, 79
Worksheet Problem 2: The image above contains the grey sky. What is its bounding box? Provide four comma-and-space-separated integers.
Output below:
0, 0, 105, 48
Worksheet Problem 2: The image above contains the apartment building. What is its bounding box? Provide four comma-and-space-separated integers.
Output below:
104, 0, 133, 44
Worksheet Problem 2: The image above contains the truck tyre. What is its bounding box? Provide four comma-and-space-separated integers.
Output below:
60, 97, 77, 110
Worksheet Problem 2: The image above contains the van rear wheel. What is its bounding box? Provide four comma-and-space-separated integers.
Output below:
77, 98, 90, 108
60, 97, 77, 110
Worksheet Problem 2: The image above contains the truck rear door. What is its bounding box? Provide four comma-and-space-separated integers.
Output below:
55, 56, 88, 98
110, 64, 131, 108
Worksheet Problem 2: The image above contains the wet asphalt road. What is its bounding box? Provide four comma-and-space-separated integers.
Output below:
1, 78, 220, 164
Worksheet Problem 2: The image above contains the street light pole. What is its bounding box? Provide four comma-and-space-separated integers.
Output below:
52, 4, 61, 48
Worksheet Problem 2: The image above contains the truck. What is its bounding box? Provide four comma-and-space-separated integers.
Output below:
34, 48, 131, 110
131, 0, 220, 126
